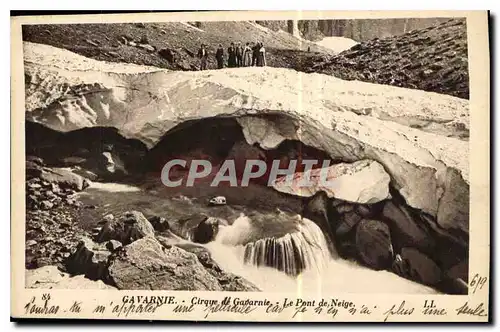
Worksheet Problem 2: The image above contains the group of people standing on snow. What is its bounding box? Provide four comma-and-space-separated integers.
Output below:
197, 42, 267, 70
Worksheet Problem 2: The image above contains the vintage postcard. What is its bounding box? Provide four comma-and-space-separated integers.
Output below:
11, 10, 490, 322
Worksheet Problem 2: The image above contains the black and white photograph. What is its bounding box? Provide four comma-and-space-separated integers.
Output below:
10, 10, 490, 322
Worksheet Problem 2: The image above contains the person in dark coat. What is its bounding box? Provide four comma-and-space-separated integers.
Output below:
197, 43, 208, 70
228, 43, 237, 68
251, 42, 260, 66
236, 42, 243, 67
257, 43, 267, 67
215, 44, 225, 69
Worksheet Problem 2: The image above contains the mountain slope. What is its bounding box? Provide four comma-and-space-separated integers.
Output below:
22, 21, 331, 71
307, 19, 469, 99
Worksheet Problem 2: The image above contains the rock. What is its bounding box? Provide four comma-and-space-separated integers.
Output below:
148, 216, 170, 232
302, 191, 335, 238
382, 201, 435, 251
272, 160, 391, 204
85, 39, 99, 47
26, 156, 44, 166
66, 237, 111, 280
26, 266, 115, 289
392, 248, 442, 286
26, 240, 37, 247
191, 217, 220, 244
355, 219, 393, 270
128, 41, 137, 47
40, 200, 53, 210
106, 237, 222, 290
106, 240, 122, 251
336, 210, 363, 237
158, 48, 175, 62
208, 196, 226, 206
137, 44, 155, 52
96, 211, 155, 245
39, 168, 89, 191
134, 22, 146, 28
98, 214, 114, 225
195, 248, 259, 291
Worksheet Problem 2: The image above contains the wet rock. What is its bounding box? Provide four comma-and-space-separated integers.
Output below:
39, 168, 89, 191
66, 237, 111, 280
382, 201, 435, 251
272, 159, 391, 204
355, 219, 393, 270
302, 191, 335, 238
336, 210, 363, 237
96, 211, 155, 245
392, 247, 442, 286
26, 266, 115, 289
191, 217, 221, 244
148, 216, 170, 232
106, 237, 222, 290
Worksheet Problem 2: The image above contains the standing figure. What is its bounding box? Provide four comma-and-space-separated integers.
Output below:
243, 42, 252, 67
257, 43, 267, 67
215, 44, 225, 69
197, 43, 208, 70
236, 42, 243, 67
228, 42, 237, 68
251, 42, 260, 66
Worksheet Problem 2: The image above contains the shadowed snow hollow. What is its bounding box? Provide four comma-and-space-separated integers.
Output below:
23, 41, 469, 237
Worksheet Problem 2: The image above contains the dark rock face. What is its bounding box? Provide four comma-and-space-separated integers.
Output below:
191, 217, 221, 244
392, 248, 442, 286
355, 219, 393, 270
96, 211, 155, 245
148, 216, 170, 232
25, 122, 148, 181
106, 237, 223, 290
66, 237, 111, 280
382, 201, 435, 251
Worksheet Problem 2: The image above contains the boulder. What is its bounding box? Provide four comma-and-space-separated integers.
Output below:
382, 201, 435, 251
355, 219, 393, 270
156, 235, 260, 292
148, 216, 170, 232
106, 240, 123, 251
106, 236, 222, 290
66, 237, 111, 280
272, 160, 391, 204
190, 217, 221, 244
137, 44, 156, 52
26, 265, 115, 289
96, 211, 155, 245
392, 248, 442, 286
39, 167, 89, 191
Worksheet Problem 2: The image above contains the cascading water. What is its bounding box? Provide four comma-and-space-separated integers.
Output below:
205, 213, 439, 294
242, 218, 331, 276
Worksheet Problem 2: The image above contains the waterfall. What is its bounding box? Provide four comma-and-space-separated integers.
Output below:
242, 218, 330, 276
205, 213, 439, 294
